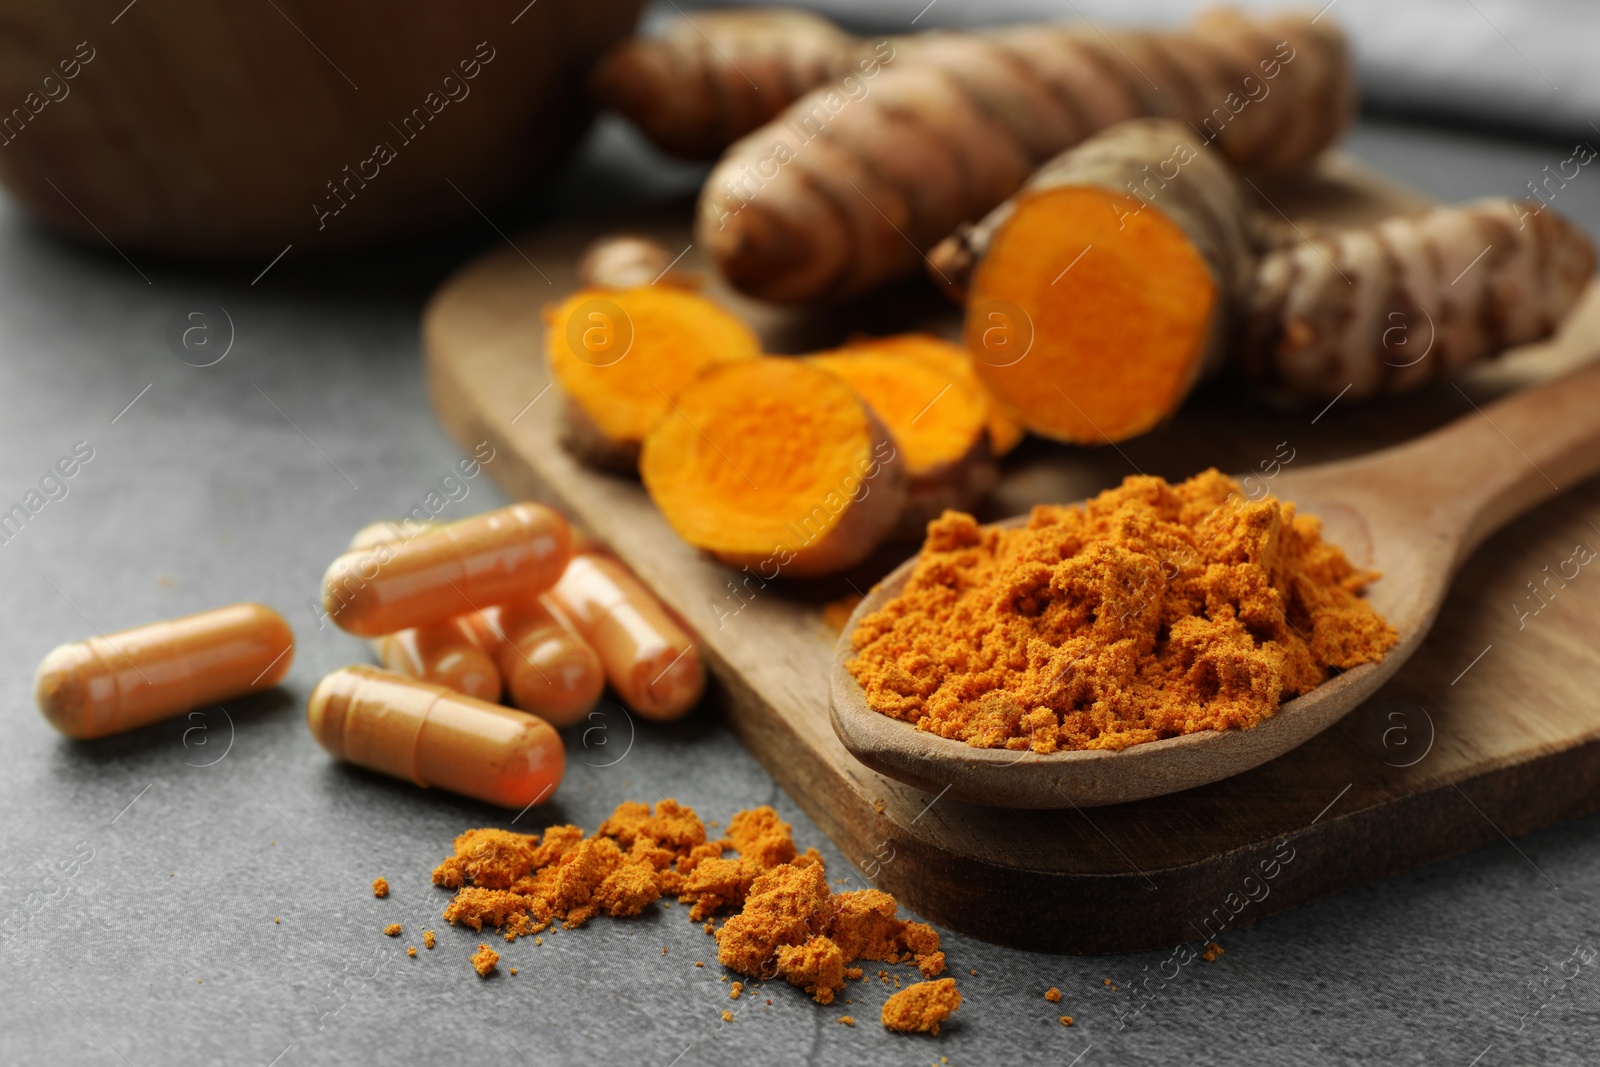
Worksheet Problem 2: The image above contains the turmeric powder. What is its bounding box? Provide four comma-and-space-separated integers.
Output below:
427, 799, 950, 1015
881, 978, 962, 1034
848, 470, 1397, 751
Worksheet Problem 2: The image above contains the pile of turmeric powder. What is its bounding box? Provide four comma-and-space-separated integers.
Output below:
849, 470, 1398, 752
431, 800, 945, 1007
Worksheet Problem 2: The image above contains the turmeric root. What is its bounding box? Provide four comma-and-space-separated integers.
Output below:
577, 234, 690, 290
698, 10, 1353, 302
807, 338, 997, 537
844, 333, 1025, 456
592, 9, 888, 161
545, 286, 761, 470
934, 119, 1256, 444
640, 358, 905, 577
1240, 198, 1597, 399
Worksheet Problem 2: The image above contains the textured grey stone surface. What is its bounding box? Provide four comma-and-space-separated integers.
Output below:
2, 114, 1599, 1066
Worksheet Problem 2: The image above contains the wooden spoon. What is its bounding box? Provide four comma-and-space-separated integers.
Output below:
831, 360, 1600, 809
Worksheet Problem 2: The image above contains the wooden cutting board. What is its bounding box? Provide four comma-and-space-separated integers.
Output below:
422, 154, 1600, 953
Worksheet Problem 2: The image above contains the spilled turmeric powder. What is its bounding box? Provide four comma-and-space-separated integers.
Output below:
849, 470, 1397, 751
429, 799, 947, 1012
882, 978, 962, 1034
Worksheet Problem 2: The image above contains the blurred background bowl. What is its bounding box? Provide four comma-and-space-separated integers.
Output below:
0, 0, 646, 260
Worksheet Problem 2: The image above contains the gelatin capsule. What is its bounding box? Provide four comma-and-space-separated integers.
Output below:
35, 602, 295, 740
546, 552, 703, 720
496, 596, 604, 727
322, 503, 571, 637
307, 665, 563, 809
350, 521, 503, 702
347, 518, 436, 551
372, 623, 502, 703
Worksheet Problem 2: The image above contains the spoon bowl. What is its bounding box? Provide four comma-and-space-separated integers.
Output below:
831, 361, 1600, 808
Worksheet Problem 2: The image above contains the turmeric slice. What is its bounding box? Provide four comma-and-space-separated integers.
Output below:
865, 333, 1025, 456
808, 339, 996, 537
1241, 197, 1595, 400
640, 358, 906, 577
934, 120, 1255, 444
697, 11, 1352, 302
545, 286, 761, 470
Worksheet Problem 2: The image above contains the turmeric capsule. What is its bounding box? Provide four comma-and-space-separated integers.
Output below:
349, 522, 503, 702
35, 603, 294, 740
322, 503, 571, 637
546, 552, 704, 720
495, 596, 605, 727
371, 623, 502, 703
347, 518, 436, 551
306, 665, 563, 809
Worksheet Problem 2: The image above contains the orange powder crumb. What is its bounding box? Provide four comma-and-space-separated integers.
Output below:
407, 946, 417, 957
1202, 942, 1225, 962
716, 866, 944, 1005
383, 923, 402, 937
274, 918, 280, 924
510, 968, 518, 975
435, 802, 819, 944
721, 1010, 734, 1023
838, 1016, 856, 1027
471, 943, 498, 977
428, 801, 954, 1021
1045, 987, 1062, 1003
848, 471, 1397, 752
372, 877, 389, 898
423, 930, 435, 950
663, 947, 669, 955
1061, 1016, 1074, 1026
881, 978, 962, 1034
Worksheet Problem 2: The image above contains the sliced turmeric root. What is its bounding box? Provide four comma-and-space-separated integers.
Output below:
844, 333, 1024, 456
545, 286, 761, 470
640, 358, 906, 577
807, 339, 996, 537
933, 119, 1254, 444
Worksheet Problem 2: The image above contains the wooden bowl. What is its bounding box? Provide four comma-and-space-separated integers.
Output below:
0, 0, 645, 259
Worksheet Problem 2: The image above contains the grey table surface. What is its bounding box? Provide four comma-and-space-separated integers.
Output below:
3, 113, 1599, 1067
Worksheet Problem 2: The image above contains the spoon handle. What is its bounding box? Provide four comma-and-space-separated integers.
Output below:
1377, 357, 1600, 560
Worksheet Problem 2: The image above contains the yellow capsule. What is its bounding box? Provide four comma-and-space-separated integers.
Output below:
546, 552, 703, 720
35, 603, 295, 739
306, 665, 563, 809
495, 596, 605, 727
322, 503, 571, 637
350, 521, 503, 701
